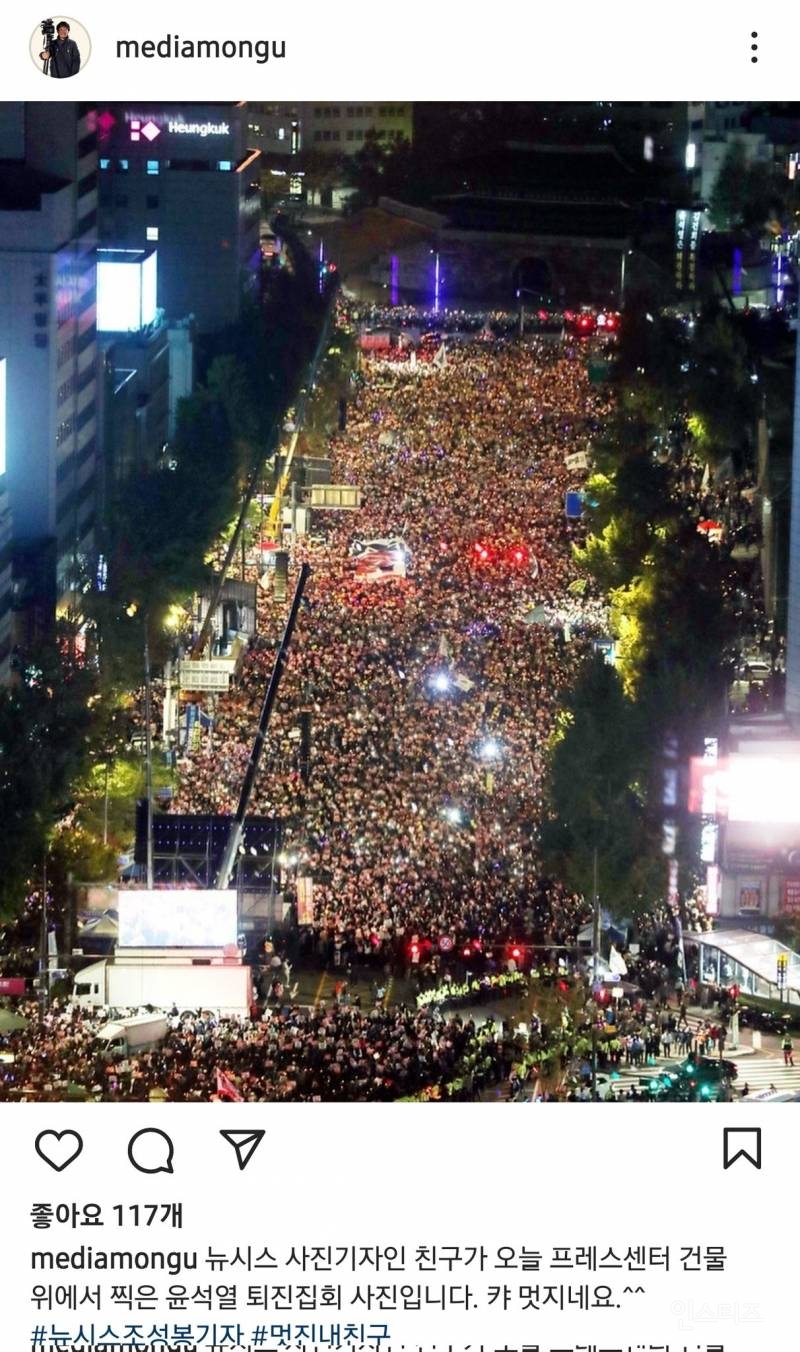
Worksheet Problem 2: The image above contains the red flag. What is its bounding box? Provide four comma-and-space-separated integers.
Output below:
216, 1068, 243, 1102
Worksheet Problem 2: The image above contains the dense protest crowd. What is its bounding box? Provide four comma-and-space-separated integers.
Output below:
0, 1001, 525, 1102
171, 321, 613, 975
0, 307, 736, 1103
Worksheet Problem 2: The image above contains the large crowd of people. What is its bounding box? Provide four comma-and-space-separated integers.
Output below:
0, 307, 732, 1102
0, 1001, 524, 1102
171, 322, 613, 979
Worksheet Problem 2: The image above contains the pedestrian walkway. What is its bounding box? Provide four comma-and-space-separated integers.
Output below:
727, 1052, 800, 1099
599, 1047, 800, 1099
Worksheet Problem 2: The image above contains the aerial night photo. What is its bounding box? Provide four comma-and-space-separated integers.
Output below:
1, 99, 800, 1103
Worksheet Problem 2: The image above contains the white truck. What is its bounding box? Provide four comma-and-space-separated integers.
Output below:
95, 1015, 170, 1058
72, 956, 252, 1017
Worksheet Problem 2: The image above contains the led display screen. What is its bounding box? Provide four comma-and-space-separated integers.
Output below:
727, 755, 800, 824
118, 889, 238, 948
97, 250, 158, 332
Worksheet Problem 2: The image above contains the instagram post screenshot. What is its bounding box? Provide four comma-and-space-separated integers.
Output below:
0, 3, 799, 1350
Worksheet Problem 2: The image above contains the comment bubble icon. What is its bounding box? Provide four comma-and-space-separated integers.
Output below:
127, 1127, 175, 1174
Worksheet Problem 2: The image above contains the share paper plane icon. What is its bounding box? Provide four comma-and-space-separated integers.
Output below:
219, 1129, 266, 1172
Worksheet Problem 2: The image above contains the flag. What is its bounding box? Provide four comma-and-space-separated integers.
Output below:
216, 1069, 243, 1102
565, 450, 590, 471
433, 342, 447, 370
350, 538, 408, 583
608, 944, 628, 977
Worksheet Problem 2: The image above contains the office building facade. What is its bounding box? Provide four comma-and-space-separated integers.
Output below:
96, 103, 261, 333
0, 102, 99, 616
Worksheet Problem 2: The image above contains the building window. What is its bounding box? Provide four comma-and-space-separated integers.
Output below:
115, 195, 128, 207
118, 159, 129, 171
277, 128, 286, 140
217, 161, 233, 171
55, 419, 73, 447
146, 160, 160, 175
99, 158, 111, 170
146, 195, 159, 209
146, 226, 159, 241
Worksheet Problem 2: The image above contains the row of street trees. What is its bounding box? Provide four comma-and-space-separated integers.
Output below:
540, 302, 758, 917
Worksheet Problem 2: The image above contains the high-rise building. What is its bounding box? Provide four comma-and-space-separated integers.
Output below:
245, 103, 301, 157
299, 102, 413, 156
0, 447, 11, 684
95, 103, 261, 333
0, 103, 99, 617
95, 246, 195, 496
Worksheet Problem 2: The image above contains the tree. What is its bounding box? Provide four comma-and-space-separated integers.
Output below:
685, 308, 757, 470
540, 653, 661, 915
708, 139, 786, 235
0, 628, 97, 917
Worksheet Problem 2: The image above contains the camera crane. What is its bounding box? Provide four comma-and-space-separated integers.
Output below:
215, 563, 311, 891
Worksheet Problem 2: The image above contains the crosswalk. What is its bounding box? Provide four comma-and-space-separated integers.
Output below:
599, 1049, 800, 1101
728, 1054, 800, 1099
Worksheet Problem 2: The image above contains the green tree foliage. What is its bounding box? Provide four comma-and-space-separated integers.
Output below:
342, 132, 417, 208
540, 654, 660, 915
685, 309, 756, 469
0, 631, 96, 917
708, 139, 787, 235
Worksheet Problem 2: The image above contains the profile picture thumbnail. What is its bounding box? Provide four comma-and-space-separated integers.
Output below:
30, 17, 90, 78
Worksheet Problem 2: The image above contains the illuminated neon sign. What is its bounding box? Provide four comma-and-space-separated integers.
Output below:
168, 120, 230, 137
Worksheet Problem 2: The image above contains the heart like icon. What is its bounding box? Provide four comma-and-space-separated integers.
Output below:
35, 1129, 84, 1172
